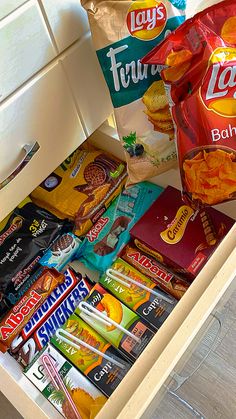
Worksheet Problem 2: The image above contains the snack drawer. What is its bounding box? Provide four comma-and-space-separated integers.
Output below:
0, 60, 86, 221
0, 128, 235, 419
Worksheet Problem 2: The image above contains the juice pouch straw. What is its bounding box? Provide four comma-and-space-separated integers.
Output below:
75, 284, 155, 363
81, 0, 188, 184
42, 354, 82, 419
100, 258, 178, 330
24, 343, 107, 419
51, 314, 131, 397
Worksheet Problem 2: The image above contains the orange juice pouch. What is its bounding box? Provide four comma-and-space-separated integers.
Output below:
142, 0, 236, 207
81, 0, 188, 184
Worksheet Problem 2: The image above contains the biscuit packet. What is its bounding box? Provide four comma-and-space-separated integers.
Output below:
31, 144, 127, 236
142, 0, 236, 207
81, 0, 188, 184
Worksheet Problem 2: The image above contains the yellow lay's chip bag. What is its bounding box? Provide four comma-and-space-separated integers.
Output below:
31, 145, 127, 236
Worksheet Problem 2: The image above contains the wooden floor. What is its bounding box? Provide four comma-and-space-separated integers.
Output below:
153, 287, 236, 419
1, 286, 236, 419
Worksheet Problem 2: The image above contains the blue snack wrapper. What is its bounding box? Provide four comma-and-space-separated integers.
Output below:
40, 232, 82, 271
77, 182, 163, 273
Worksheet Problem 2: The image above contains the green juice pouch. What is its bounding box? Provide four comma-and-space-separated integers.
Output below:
51, 314, 131, 397
75, 284, 154, 363
100, 258, 178, 331
81, 0, 188, 184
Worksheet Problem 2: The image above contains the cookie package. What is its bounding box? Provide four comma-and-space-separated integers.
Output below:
77, 181, 163, 273
81, 0, 188, 184
142, 0, 236, 207
0, 198, 68, 319
31, 145, 127, 236
39, 232, 82, 272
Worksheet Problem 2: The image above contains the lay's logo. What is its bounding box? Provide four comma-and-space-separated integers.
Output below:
126, 0, 167, 41
160, 206, 194, 244
201, 47, 236, 117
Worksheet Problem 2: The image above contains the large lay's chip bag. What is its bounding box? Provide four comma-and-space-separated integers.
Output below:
81, 0, 188, 184
143, 0, 236, 207
31, 145, 127, 236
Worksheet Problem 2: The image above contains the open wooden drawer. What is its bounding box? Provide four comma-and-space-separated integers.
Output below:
0, 125, 235, 419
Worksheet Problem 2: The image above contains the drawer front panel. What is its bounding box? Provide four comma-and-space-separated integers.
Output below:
62, 35, 113, 136
0, 0, 56, 102
41, 0, 89, 53
0, 0, 28, 20
0, 61, 86, 221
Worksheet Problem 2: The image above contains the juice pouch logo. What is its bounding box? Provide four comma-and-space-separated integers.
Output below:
201, 47, 236, 117
127, 1, 167, 41
160, 206, 194, 244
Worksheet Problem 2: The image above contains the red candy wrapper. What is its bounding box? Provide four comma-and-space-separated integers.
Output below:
0, 268, 64, 353
142, 0, 236, 208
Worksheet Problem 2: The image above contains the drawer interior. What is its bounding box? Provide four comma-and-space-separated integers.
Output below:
0, 123, 235, 419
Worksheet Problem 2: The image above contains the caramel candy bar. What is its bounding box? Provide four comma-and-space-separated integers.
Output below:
121, 242, 189, 300
0, 268, 64, 352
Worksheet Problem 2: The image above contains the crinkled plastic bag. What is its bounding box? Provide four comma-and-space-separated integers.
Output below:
81, 0, 188, 184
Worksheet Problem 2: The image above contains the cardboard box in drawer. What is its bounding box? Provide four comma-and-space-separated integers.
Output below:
130, 186, 235, 280
24, 344, 107, 418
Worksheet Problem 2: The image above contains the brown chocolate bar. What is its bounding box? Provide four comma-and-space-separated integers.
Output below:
0, 268, 64, 352
121, 242, 189, 300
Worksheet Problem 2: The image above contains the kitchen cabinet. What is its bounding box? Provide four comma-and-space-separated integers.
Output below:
0, 1, 235, 418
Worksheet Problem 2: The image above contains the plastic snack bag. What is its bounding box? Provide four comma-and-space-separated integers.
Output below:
81, 0, 188, 184
31, 145, 127, 236
142, 0, 236, 207
78, 181, 163, 272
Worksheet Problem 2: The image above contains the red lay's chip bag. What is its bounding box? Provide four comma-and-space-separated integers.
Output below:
142, 0, 236, 208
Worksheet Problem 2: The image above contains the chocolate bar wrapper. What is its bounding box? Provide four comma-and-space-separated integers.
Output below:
120, 242, 189, 300
51, 314, 131, 397
75, 283, 154, 363
130, 186, 235, 280
9, 267, 80, 353
24, 343, 107, 418
40, 232, 82, 272
11, 273, 92, 367
100, 258, 177, 330
78, 182, 163, 273
0, 197, 69, 318
0, 268, 64, 353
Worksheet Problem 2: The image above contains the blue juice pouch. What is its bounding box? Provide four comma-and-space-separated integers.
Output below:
77, 182, 163, 272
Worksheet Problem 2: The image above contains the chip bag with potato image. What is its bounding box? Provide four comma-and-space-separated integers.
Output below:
81, 0, 188, 184
142, 0, 236, 207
